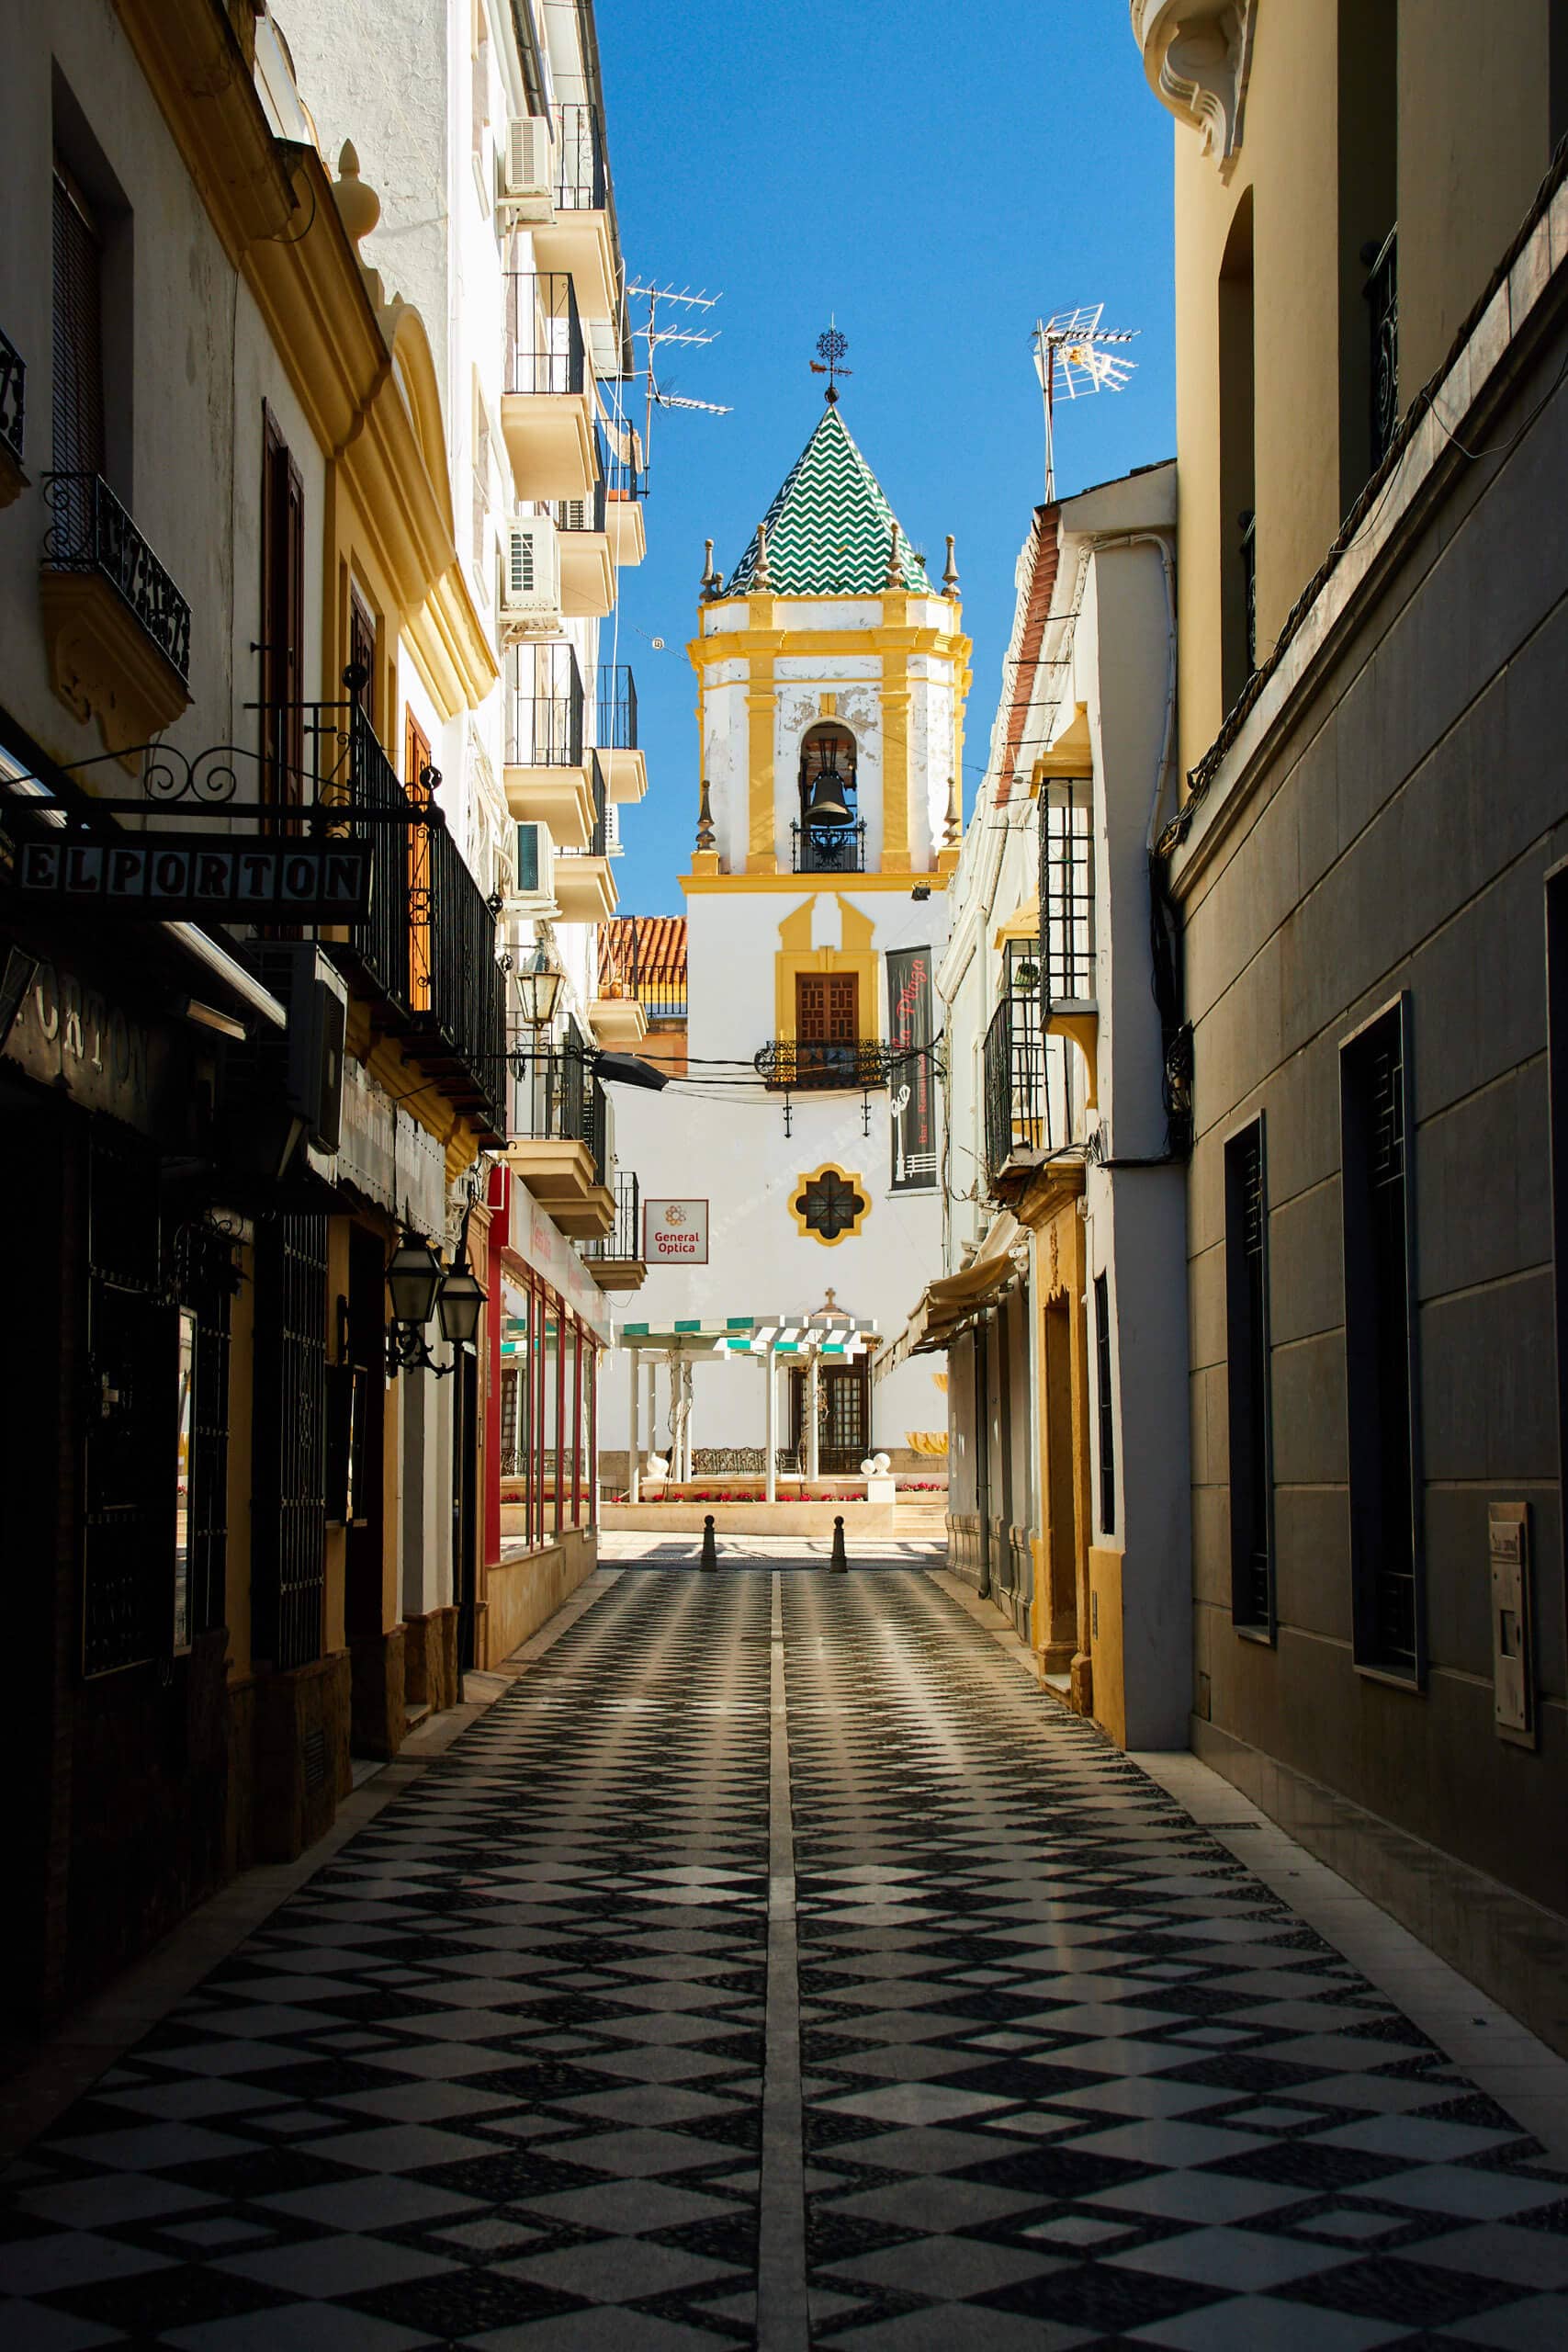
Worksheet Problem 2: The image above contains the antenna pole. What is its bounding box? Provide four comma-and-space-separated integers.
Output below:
1044, 349, 1056, 503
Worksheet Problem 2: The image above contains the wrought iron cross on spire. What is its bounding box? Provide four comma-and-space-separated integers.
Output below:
811, 321, 852, 404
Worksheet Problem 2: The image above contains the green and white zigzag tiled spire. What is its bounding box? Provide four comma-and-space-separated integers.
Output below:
723, 408, 932, 597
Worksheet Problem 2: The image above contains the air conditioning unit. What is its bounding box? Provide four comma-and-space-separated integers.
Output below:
502, 116, 554, 212
501, 514, 561, 632
512, 820, 556, 908
231, 943, 350, 1176
557, 495, 594, 533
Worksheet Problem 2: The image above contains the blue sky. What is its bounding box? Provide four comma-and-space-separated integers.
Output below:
593, 1, 1175, 914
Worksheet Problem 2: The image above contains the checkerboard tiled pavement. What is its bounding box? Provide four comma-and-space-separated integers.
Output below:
3, 1555, 1566, 2348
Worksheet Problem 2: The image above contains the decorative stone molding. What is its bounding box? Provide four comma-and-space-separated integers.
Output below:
40, 570, 192, 769
1131, 0, 1256, 178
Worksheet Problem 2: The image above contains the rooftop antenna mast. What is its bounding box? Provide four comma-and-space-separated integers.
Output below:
1031, 305, 1139, 502
626, 283, 732, 469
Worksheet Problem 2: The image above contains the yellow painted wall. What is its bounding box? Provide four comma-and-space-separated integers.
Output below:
1088, 1547, 1126, 1749
1397, 0, 1553, 395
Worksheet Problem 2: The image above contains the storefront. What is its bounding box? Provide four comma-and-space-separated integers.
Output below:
483, 1163, 611, 1663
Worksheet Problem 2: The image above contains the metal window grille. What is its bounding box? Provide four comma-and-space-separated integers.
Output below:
51, 167, 104, 488
1094, 1272, 1115, 1538
253, 1214, 328, 1671
1041, 782, 1093, 1003
983, 939, 1048, 1180
1342, 1004, 1418, 1675
1364, 227, 1399, 474
1225, 1121, 1271, 1629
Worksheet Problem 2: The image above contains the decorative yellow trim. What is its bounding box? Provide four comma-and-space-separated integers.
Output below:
994, 897, 1041, 948
774, 896, 881, 1044
110, 0, 296, 265
819, 690, 837, 717
881, 647, 911, 873
690, 625, 971, 669
1048, 1009, 1100, 1108
1030, 702, 1093, 793
789, 1163, 872, 1249
40, 571, 192, 770
682, 870, 946, 895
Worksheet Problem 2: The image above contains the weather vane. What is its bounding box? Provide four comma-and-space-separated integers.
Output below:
1031, 305, 1139, 499
810, 319, 852, 404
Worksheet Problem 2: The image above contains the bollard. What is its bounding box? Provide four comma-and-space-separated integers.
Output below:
701, 1512, 718, 1571
829, 1513, 848, 1573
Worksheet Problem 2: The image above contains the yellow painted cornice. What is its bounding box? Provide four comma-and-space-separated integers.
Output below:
681, 870, 948, 896
689, 627, 969, 671
111, 0, 297, 265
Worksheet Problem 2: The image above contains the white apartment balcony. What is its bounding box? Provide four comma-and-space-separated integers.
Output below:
502, 273, 595, 501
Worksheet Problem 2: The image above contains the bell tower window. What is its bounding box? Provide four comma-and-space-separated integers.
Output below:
795, 723, 863, 873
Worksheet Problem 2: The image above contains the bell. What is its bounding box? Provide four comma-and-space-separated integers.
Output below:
805, 766, 851, 825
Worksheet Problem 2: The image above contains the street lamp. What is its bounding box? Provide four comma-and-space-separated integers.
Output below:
435, 1262, 486, 1346
514, 940, 565, 1030
386, 1234, 442, 1329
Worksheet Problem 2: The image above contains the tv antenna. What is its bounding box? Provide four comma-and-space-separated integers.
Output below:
1031, 305, 1138, 500
626, 283, 732, 466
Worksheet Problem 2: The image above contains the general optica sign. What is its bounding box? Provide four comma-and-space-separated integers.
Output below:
643, 1198, 709, 1264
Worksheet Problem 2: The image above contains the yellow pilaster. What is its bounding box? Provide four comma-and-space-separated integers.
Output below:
881, 653, 912, 873
747, 670, 777, 875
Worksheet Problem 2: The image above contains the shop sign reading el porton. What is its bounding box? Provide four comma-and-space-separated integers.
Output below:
644, 1198, 708, 1264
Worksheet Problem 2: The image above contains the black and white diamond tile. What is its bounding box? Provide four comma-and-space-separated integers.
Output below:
784, 1568, 1568, 2349
1, 1572, 770, 2347
5, 1558, 1567, 2347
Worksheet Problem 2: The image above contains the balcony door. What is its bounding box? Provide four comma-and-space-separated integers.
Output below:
796, 972, 858, 1086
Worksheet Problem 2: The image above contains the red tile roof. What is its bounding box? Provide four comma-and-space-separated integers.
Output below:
998, 507, 1060, 807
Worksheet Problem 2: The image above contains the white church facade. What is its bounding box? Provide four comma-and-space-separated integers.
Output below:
603, 402, 971, 1485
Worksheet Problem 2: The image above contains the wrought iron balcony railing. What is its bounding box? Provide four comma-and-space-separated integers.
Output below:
756, 1037, 887, 1092
792, 818, 866, 875
343, 707, 413, 1009
600, 417, 647, 503
511, 1031, 607, 1178
984, 969, 1048, 1182
43, 472, 191, 683
595, 663, 637, 753
1364, 226, 1399, 473
1239, 510, 1258, 679
554, 749, 608, 860
507, 640, 584, 767
504, 271, 585, 398
408, 806, 509, 1138
554, 102, 606, 211
599, 913, 640, 998
581, 1170, 640, 1263
553, 470, 606, 535
0, 323, 24, 468
1039, 789, 1094, 1003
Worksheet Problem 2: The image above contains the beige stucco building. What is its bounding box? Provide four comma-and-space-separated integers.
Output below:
1135, 0, 1568, 2049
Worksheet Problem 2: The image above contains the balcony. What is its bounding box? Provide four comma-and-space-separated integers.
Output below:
1364, 226, 1399, 473
756, 1038, 887, 1093
504, 642, 596, 849
529, 105, 616, 325
0, 323, 26, 504
1040, 786, 1100, 1105
507, 1033, 615, 1237
553, 469, 613, 617
329, 708, 508, 1142
40, 472, 192, 763
594, 663, 645, 803
581, 1171, 646, 1292
589, 914, 649, 1048
602, 421, 647, 571
502, 272, 594, 500
792, 817, 866, 874
555, 752, 616, 923
983, 954, 1048, 1185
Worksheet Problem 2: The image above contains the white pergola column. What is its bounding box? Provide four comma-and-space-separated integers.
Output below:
628, 1344, 640, 1501
807, 1351, 821, 1484
764, 1347, 778, 1504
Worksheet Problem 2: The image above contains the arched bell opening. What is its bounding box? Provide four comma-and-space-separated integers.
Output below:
795, 723, 863, 873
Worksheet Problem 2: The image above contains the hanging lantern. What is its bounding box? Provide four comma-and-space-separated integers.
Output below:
515, 940, 565, 1031
386, 1234, 442, 1329
435, 1263, 487, 1347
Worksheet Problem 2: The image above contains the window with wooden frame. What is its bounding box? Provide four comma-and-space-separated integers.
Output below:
51, 158, 105, 490
260, 405, 305, 802
795, 970, 859, 1086
405, 708, 433, 1011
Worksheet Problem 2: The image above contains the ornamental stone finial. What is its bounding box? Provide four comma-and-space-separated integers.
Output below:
885, 524, 902, 589
942, 533, 959, 594
700, 537, 716, 593
333, 141, 381, 247
695, 778, 716, 852
753, 520, 772, 591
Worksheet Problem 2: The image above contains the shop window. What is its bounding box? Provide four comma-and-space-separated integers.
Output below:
1094, 1270, 1115, 1538
1341, 997, 1422, 1679
1224, 1117, 1273, 1634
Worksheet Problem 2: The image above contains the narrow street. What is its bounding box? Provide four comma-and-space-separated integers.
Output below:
5, 1554, 1568, 2350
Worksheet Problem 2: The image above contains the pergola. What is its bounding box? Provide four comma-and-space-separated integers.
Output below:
619, 1311, 879, 1501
